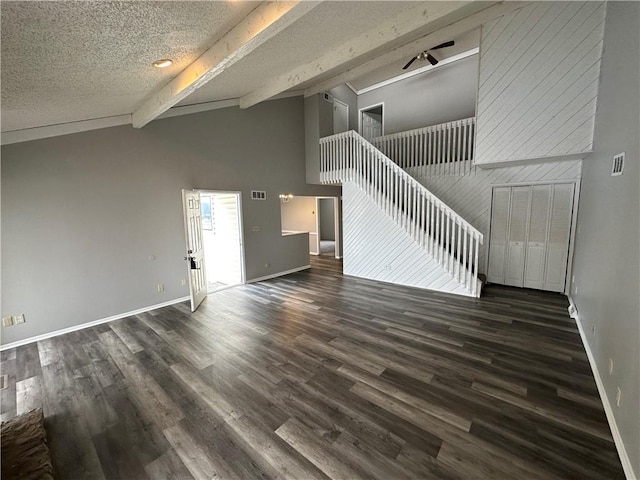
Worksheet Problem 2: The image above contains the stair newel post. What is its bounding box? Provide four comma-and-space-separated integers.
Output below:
456, 218, 462, 281
411, 180, 418, 240
467, 229, 475, 292
473, 232, 480, 297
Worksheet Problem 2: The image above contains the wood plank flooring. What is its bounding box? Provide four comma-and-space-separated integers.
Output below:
0, 256, 625, 479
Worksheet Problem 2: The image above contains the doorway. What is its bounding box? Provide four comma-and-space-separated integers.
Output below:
199, 191, 245, 293
359, 103, 383, 140
317, 197, 338, 257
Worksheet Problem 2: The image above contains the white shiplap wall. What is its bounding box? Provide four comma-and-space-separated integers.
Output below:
342, 181, 473, 297
475, 1, 606, 166
407, 159, 582, 273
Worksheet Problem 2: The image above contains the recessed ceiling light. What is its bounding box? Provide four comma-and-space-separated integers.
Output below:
152, 59, 173, 68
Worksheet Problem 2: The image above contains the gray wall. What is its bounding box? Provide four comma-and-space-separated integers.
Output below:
329, 84, 358, 131
571, 2, 640, 476
318, 198, 335, 241
357, 55, 478, 135
1, 97, 339, 345
280, 196, 317, 233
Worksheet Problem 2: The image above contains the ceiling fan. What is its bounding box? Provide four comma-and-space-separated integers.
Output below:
402, 40, 455, 69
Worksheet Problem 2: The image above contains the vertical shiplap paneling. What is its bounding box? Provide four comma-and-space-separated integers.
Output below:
475, 1, 606, 166
407, 159, 582, 273
342, 182, 472, 297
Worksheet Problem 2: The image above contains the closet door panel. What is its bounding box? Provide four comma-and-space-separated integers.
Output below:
544, 183, 574, 292
524, 185, 551, 289
505, 186, 530, 287
487, 187, 511, 284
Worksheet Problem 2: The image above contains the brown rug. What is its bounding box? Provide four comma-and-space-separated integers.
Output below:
1, 408, 55, 480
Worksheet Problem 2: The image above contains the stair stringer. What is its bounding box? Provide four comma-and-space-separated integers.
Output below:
342, 181, 476, 297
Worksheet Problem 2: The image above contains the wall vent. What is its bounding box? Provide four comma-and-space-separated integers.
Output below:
323, 92, 333, 103
251, 190, 266, 200
611, 153, 625, 176
0, 374, 7, 390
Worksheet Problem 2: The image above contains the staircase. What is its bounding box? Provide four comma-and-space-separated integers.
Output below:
319, 118, 483, 297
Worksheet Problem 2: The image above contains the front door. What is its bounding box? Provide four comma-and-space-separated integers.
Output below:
182, 189, 207, 311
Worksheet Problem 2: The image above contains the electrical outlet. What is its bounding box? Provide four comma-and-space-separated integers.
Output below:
12, 314, 25, 324
157, 284, 164, 292
181, 279, 187, 286
252, 226, 260, 232
609, 358, 614, 375
616, 387, 622, 407
2, 317, 13, 327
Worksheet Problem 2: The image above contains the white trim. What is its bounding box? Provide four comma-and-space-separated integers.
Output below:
569, 296, 636, 480
345, 82, 358, 95
246, 265, 310, 284
0, 296, 190, 351
353, 49, 479, 96
1, 114, 132, 145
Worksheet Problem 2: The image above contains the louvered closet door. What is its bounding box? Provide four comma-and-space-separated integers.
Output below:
544, 184, 575, 292
487, 187, 511, 284
523, 185, 552, 289
505, 186, 531, 287
488, 183, 575, 292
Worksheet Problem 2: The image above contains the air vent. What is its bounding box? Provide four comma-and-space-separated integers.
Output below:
251, 190, 266, 200
323, 92, 333, 103
612, 153, 625, 176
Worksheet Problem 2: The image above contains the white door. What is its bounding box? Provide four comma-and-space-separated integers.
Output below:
333, 99, 349, 134
524, 185, 552, 289
361, 112, 382, 140
504, 186, 531, 287
182, 189, 207, 311
487, 187, 511, 284
544, 184, 574, 292
488, 183, 575, 293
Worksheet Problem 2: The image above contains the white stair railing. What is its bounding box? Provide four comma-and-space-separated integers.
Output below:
320, 130, 483, 297
371, 117, 475, 176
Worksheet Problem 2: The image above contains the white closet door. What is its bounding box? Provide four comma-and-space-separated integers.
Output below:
488, 187, 511, 284
505, 186, 531, 287
524, 185, 552, 289
544, 184, 574, 292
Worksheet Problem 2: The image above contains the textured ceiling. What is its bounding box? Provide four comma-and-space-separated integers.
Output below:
1, 1, 259, 131
175, 1, 418, 107
1, 1, 483, 132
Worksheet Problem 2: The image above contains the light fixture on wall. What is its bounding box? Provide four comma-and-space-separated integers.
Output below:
279, 194, 294, 202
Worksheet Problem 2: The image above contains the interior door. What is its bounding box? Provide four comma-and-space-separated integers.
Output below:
487, 187, 511, 284
182, 189, 207, 311
544, 184, 575, 292
523, 185, 552, 289
333, 99, 349, 134
504, 186, 531, 287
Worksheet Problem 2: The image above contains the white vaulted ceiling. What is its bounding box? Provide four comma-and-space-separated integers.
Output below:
1, 1, 509, 137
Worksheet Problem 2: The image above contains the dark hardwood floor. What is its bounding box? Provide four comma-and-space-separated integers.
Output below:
0, 256, 625, 479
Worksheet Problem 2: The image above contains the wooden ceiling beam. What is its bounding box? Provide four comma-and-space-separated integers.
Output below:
238, 1, 486, 109
304, 2, 527, 98
132, 1, 321, 128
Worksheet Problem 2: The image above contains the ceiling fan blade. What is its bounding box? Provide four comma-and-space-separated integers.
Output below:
426, 53, 439, 66
402, 56, 417, 70
431, 40, 455, 50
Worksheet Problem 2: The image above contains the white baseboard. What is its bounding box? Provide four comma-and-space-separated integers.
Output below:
247, 265, 310, 284
0, 296, 190, 351
568, 296, 636, 480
